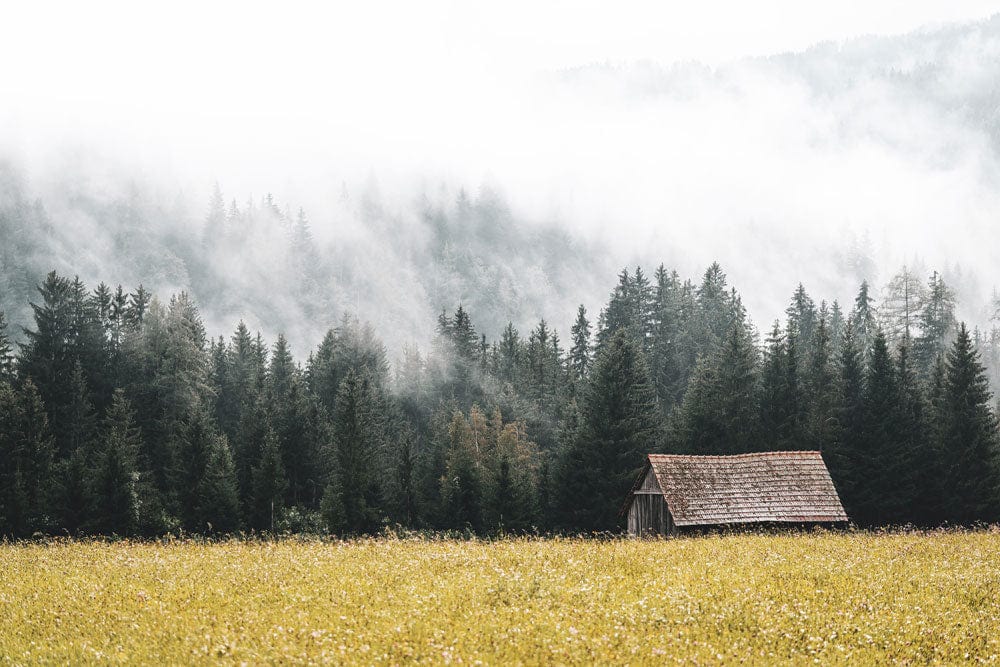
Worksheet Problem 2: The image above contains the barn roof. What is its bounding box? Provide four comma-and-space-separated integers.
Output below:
633, 451, 847, 527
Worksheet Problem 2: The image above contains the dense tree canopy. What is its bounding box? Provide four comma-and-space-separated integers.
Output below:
1, 260, 998, 538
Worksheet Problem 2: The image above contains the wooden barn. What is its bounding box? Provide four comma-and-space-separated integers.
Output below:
624, 451, 847, 536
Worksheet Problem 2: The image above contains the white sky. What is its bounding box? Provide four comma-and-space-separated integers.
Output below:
5, 0, 999, 171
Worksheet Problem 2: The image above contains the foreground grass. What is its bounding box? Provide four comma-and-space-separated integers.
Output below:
1, 531, 999, 664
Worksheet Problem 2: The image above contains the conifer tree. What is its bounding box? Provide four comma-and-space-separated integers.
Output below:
895, 341, 932, 524
308, 316, 389, 414
65, 361, 97, 456
126, 285, 151, 330
199, 436, 241, 534
632, 266, 656, 351
853, 332, 916, 526
266, 335, 322, 508
649, 265, 682, 411
393, 432, 418, 527
828, 323, 865, 517
332, 370, 383, 533
939, 324, 1000, 523
451, 305, 478, 361
492, 455, 528, 532
110, 285, 128, 352
92, 390, 141, 535
915, 271, 956, 376
569, 305, 592, 383
597, 268, 635, 348
440, 411, 483, 531
92, 282, 113, 335
268, 334, 296, 400
50, 363, 98, 534
233, 399, 268, 521
170, 411, 239, 533
19, 272, 74, 453
498, 323, 521, 386
537, 455, 554, 530
829, 300, 845, 354
252, 428, 288, 532
695, 262, 730, 351
51, 447, 90, 535
711, 310, 760, 453
786, 284, 818, 352
668, 355, 721, 455
672, 279, 700, 398
922, 353, 949, 524
881, 266, 926, 345
18, 379, 56, 532
527, 319, 554, 400
760, 321, 789, 448
320, 470, 347, 533
804, 312, 838, 452
670, 305, 758, 455
556, 329, 660, 531
850, 281, 878, 361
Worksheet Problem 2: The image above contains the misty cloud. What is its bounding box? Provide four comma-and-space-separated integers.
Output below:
3, 8, 1000, 358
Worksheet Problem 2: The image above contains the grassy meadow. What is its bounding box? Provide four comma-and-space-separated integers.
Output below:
1, 531, 999, 664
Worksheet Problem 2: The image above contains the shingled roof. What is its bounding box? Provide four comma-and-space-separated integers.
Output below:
633, 451, 847, 527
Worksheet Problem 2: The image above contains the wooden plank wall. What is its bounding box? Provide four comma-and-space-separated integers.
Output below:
627, 492, 671, 537
639, 467, 661, 491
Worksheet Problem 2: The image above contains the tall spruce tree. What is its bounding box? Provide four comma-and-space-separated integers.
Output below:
854, 332, 916, 526
850, 281, 878, 361
829, 301, 845, 355
171, 411, 240, 533
597, 268, 635, 348
923, 353, 949, 525
19, 272, 74, 454
711, 308, 760, 453
804, 312, 838, 452
52, 446, 91, 535
786, 284, 818, 352
199, 435, 241, 534
695, 262, 730, 351
331, 370, 383, 533
760, 321, 793, 449
50, 362, 98, 533
650, 265, 682, 412
939, 324, 1000, 523
829, 323, 865, 519
895, 341, 932, 525
17, 379, 56, 533
555, 329, 660, 531
392, 431, 418, 527
670, 304, 759, 455
915, 271, 957, 377
92, 390, 141, 536
251, 427, 288, 532
569, 305, 592, 383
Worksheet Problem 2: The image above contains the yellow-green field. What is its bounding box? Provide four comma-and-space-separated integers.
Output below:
2, 531, 999, 664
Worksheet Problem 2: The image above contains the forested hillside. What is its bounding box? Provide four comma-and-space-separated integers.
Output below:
2, 261, 998, 537
0, 162, 608, 357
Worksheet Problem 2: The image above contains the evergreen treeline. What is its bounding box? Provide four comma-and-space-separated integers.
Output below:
1, 263, 998, 537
